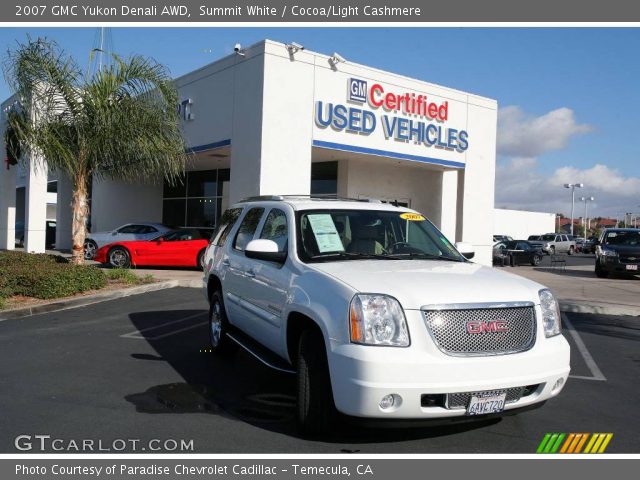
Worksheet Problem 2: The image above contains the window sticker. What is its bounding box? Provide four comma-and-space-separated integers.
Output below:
307, 214, 345, 253
400, 212, 425, 221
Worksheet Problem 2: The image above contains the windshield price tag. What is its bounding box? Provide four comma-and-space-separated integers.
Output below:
400, 212, 425, 221
307, 214, 345, 253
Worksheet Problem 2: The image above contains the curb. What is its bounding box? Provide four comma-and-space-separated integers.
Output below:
559, 301, 639, 317
0, 279, 201, 321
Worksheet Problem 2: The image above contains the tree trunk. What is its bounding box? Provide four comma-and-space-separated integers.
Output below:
70, 172, 89, 265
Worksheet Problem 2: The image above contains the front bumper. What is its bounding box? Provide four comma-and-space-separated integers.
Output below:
328, 308, 570, 419
599, 257, 640, 274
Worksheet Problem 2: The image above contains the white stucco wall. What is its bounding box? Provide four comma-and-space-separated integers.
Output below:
494, 208, 556, 240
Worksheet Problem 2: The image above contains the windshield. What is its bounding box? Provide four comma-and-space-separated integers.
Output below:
541, 234, 556, 241
296, 209, 464, 262
604, 231, 640, 246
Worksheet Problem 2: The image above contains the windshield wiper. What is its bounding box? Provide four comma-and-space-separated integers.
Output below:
309, 252, 400, 261
387, 252, 464, 262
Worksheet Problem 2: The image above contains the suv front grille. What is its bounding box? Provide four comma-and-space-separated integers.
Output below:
422, 303, 536, 356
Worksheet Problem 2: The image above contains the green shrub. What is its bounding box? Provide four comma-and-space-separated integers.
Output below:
0, 251, 106, 300
105, 268, 139, 284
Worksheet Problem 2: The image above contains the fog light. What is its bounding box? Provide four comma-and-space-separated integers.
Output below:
551, 378, 565, 394
379, 394, 401, 411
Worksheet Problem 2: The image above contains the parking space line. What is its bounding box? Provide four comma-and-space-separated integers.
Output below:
562, 313, 607, 382
121, 312, 207, 340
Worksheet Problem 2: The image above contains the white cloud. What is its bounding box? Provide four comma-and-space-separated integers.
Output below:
497, 106, 592, 157
495, 159, 640, 218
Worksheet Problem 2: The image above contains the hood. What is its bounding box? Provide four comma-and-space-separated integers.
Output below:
309, 260, 545, 309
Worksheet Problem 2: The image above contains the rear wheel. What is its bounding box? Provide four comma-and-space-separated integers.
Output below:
297, 329, 336, 436
531, 255, 541, 266
84, 239, 98, 260
208, 290, 237, 355
108, 246, 130, 268
197, 250, 206, 270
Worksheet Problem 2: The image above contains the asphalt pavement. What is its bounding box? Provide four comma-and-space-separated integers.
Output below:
0, 287, 637, 453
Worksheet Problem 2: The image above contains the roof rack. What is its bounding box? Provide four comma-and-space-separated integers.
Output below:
238, 194, 383, 203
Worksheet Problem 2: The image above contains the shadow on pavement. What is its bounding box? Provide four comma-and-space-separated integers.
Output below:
125, 309, 500, 444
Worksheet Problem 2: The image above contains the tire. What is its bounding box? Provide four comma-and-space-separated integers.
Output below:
531, 255, 541, 266
297, 329, 336, 436
197, 250, 206, 270
549, 246, 555, 256
107, 246, 131, 268
208, 290, 238, 355
568, 246, 574, 256
84, 239, 98, 260
595, 261, 609, 278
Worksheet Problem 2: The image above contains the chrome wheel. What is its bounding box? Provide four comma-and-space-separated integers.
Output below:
84, 240, 97, 260
109, 248, 128, 268
210, 300, 222, 347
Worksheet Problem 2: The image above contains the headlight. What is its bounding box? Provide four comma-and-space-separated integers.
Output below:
544, 243, 550, 249
349, 294, 409, 346
539, 289, 561, 338
600, 248, 618, 257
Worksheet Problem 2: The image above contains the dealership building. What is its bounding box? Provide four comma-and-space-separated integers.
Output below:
1, 39, 499, 265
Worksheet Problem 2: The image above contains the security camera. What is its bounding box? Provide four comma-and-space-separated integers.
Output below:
330, 52, 346, 64
287, 42, 305, 53
234, 43, 245, 56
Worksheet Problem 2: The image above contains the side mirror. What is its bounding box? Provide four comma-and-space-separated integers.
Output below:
245, 239, 287, 263
455, 242, 475, 260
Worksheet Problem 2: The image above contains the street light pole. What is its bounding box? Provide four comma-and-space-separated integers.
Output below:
579, 196, 595, 241
564, 183, 584, 236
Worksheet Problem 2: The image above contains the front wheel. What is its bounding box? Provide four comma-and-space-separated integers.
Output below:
595, 261, 609, 278
297, 329, 336, 436
568, 246, 575, 255
208, 290, 237, 355
108, 246, 131, 268
548, 246, 556, 256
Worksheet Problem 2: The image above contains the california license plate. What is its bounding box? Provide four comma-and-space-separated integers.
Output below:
626, 264, 638, 271
466, 391, 507, 415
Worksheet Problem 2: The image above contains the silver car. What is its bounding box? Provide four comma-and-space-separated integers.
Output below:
84, 222, 172, 259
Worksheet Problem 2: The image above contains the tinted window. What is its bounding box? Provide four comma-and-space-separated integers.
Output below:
516, 242, 530, 250
138, 226, 158, 234
604, 230, 640, 246
212, 208, 242, 247
234, 208, 265, 251
162, 229, 204, 241
260, 209, 288, 252
541, 234, 555, 241
117, 225, 143, 234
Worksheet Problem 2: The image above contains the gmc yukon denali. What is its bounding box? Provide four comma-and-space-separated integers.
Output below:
202, 196, 570, 434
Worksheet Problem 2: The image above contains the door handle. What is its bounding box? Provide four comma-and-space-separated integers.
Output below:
245, 269, 256, 278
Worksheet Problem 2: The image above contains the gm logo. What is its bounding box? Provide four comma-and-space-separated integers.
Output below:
348, 78, 367, 103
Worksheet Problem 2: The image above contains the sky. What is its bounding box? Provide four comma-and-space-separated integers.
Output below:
0, 27, 639, 219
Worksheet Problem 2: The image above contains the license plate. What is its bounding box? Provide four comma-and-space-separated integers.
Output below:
626, 265, 638, 271
466, 391, 507, 415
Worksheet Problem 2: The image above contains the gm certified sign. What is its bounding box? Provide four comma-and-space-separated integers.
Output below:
348, 78, 367, 103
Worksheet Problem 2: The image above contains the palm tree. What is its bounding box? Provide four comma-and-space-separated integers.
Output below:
4, 37, 188, 264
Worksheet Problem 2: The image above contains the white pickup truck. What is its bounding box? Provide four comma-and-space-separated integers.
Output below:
202, 196, 570, 434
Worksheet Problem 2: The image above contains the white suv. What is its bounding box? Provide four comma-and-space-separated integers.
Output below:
202, 196, 570, 434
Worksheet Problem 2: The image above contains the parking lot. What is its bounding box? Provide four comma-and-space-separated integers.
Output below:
0, 286, 638, 453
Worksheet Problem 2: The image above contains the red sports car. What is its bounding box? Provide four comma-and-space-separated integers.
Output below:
93, 228, 211, 269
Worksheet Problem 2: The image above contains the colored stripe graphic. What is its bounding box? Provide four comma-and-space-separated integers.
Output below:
538, 433, 613, 454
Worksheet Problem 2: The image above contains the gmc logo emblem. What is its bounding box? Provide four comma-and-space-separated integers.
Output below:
466, 320, 509, 334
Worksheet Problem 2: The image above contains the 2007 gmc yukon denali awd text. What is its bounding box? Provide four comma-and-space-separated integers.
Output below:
202, 196, 570, 435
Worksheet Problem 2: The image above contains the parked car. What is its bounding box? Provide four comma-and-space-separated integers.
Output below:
94, 228, 211, 269
493, 235, 513, 242
494, 240, 543, 266
14, 220, 56, 249
203, 196, 570, 434
84, 222, 172, 260
594, 228, 640, 278
529, 233, 576, 255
